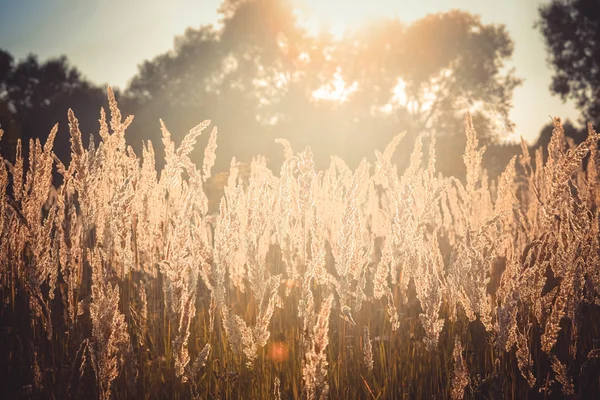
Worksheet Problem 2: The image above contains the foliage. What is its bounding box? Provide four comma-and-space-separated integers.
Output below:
0, 0, 522, 180
0, 49, 108, 165
124, 0, 521, 174
538, 0, 600, 127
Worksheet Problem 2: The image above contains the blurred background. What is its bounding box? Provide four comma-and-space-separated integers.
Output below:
0, 0, 595, 180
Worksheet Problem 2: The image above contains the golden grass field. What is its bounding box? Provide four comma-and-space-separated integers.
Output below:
1, 88, 599, 399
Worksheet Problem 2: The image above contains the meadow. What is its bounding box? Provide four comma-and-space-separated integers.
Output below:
1, 88, 599, 399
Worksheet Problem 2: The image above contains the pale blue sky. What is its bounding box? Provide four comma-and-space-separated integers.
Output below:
0, 0, 580, 142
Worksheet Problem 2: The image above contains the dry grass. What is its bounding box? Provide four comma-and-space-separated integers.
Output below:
1, 88, 599, 399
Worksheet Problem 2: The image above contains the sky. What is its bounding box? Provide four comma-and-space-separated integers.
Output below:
0, 0, 581, 143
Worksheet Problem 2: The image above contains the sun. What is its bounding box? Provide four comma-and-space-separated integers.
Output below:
290, 0, 397, 103
292, 0, 381, 39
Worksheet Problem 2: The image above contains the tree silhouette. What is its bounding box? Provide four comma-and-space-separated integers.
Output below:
0, 98, 20, 162
125, 0, 521, 176
538, 0, 600, 127
336, 11, 520, 135
0, 50, 18, 161
0, 50, 12, 84
0, 49, 107, 167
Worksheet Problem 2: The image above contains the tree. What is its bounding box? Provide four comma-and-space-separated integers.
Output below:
538, 0, 600, 126
125, 0, 521, 175
335, 11, 520, 135
315, 10, 521, 172
0, 50, 12, 85
0, 98, 20, 162
124, 0, 323, 169
0, 49, 107, 166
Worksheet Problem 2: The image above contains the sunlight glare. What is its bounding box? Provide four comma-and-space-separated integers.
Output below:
292, 0, 382, 39
312, 67, 357, 103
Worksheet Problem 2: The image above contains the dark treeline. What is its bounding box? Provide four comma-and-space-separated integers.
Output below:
0, 0, 594, 181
